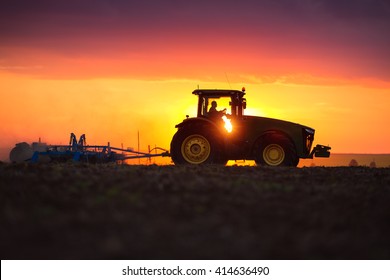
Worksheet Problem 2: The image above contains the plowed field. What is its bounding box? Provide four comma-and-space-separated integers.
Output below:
1, 163, 389, 259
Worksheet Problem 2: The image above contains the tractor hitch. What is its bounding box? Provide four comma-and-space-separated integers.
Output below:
309, 144, 331, 158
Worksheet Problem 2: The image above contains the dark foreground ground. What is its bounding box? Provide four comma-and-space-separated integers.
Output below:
1, 162, 389, 259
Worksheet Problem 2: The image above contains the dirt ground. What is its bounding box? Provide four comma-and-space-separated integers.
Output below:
1, 162, 389, 259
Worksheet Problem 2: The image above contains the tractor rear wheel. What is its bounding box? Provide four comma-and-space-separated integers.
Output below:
255, 134, 299, 167
170, 127, 225, 165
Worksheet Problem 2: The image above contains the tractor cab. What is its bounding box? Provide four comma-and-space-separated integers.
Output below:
193, 88, 247, 119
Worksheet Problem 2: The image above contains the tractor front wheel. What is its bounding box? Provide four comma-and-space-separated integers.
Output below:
255, 134, 299, 167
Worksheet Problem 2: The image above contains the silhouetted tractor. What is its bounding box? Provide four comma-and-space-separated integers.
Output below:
170, 88, 330, 166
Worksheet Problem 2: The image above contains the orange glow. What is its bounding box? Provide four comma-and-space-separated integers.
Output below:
1, 0, 390, 162
1, 70, 389, 163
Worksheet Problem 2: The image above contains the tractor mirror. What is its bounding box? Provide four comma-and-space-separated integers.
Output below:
243, 99, 247, 109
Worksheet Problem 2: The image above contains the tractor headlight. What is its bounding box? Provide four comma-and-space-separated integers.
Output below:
305, 128, 315, 135
303, 128, 315, 153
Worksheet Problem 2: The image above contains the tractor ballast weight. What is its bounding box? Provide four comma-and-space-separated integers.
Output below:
170, 88, 331, 166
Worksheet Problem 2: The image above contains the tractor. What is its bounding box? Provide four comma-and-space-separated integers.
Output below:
170, 88, 330, 166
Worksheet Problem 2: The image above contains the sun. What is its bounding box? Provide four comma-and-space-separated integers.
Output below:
244, 108, 266, 117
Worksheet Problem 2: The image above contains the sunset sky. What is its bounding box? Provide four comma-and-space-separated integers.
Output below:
1, 0, 389, 161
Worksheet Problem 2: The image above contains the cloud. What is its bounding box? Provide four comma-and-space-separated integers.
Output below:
0, 65, 43, 71
319, 0, 390, 19
0, 0, 389, 82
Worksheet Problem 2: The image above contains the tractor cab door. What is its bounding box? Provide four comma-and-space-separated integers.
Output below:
226, 97, 252, 158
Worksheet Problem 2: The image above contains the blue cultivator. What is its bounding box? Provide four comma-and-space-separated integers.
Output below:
10, 133, 170, 163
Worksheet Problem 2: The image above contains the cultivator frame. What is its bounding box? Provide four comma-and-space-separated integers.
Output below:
29, 133, 170, 163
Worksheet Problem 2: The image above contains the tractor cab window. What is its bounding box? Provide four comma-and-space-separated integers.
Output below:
201, 97, 231, 117
200, 97, 207, 116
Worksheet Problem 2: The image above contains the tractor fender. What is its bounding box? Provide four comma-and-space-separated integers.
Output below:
172, 117, 228, 162
175, 117, 222, 132
251, 130, 296, 154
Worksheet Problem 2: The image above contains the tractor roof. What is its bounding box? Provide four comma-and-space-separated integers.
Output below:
192, 89, 245, 98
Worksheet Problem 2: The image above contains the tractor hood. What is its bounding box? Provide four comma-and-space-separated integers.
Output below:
241, 115, 316, 157
243, 115, 315, 133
